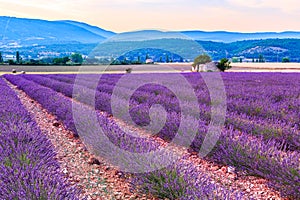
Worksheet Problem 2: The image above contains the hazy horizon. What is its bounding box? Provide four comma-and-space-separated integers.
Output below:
0, 0, 299, 33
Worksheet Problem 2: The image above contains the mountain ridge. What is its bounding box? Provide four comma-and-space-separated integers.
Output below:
1, 16, 300, 62
0, 16, 113, 47
2, 16, 300, 45
58, 20, 115, 38
180, 30, 300, 43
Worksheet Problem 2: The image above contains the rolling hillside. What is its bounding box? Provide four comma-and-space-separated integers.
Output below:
1, 16, 300, 62
89, 38, 300, 62
182, 31, 300, 43
0, 16, 113, 47
59, 20, 115, 38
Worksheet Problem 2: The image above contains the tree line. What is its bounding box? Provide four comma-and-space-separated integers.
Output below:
0, 51, 84, 66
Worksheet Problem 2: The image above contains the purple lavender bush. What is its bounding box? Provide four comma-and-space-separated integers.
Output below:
6, 73, 300, 199
3, 75, 242, 199
0, 77, 79, 199
131, 162, 243, 200
24, 73, 300, 152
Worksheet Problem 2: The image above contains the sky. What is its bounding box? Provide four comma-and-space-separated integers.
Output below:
0, 0, 299, 33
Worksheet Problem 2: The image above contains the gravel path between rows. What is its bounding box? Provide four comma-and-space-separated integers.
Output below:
6, 79, 287, 200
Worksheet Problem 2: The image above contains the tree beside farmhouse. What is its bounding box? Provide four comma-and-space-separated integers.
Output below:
192, 54, 212, 72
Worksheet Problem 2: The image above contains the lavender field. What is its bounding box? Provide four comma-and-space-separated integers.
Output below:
0, 78, 79, 199
1, 72, 299, 199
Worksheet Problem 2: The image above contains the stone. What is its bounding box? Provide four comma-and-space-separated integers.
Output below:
62, 168, 68, 174
190, 151, 199, 156
228, 166, 236, 174
53, 121, 60, 127
88, 157, 101, 165
221, 166, 227, 173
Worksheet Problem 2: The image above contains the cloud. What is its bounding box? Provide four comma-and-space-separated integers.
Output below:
226, 0, 300, 13
0, 0, 299, 32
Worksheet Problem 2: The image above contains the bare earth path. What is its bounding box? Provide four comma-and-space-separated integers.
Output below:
6, 79, 287, 200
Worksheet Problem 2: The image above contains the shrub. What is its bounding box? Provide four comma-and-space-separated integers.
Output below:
217, 58, 231, 71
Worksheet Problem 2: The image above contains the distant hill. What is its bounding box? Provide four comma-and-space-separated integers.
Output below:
89, 38, 300, 62
59, 20, 115, 39
90, 38, 204, 61
2, 16, 300, 45
105, 29, 300, 43
0, 16, 113, 47
181, 31, 300, 43
2, 37, 300, 62
1, 16, 300, 62
198, 39, 300, 62
109, 30, 188, 41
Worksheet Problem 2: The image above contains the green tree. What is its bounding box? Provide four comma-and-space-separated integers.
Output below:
258, 54, 265, 63
231, 57, 239, 63
125, 67, 132, 73
0, 52, 3, 63
70, 53, 83, 64
282, 57, 290, 63
217, 58, 231, 72
16, 51, 20, 64
192, 54, 212, 72
166, 54, 170, 63
159, 56, 163, 62
53, 56, 70, 65
122, 57, 129, 65
8, 59, 15, 65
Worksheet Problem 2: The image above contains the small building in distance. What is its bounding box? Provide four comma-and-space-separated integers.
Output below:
145, 59, 154, 64
192, 61, 220, 72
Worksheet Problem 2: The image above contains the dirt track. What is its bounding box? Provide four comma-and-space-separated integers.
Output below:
1, 63, 300, 74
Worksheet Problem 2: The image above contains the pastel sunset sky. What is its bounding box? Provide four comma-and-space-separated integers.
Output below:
0, 0, 299, 32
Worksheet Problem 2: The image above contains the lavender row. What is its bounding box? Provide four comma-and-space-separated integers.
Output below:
25, 74, 300, 151
44, 73, 300, 126
0, 77, 79, 199
22, 74, 299, 156
41, 73, 299, 131
223, 73, 299, 124
4, 74, 239, 199
4, 75, 159, 153
10, 74, 300, 199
